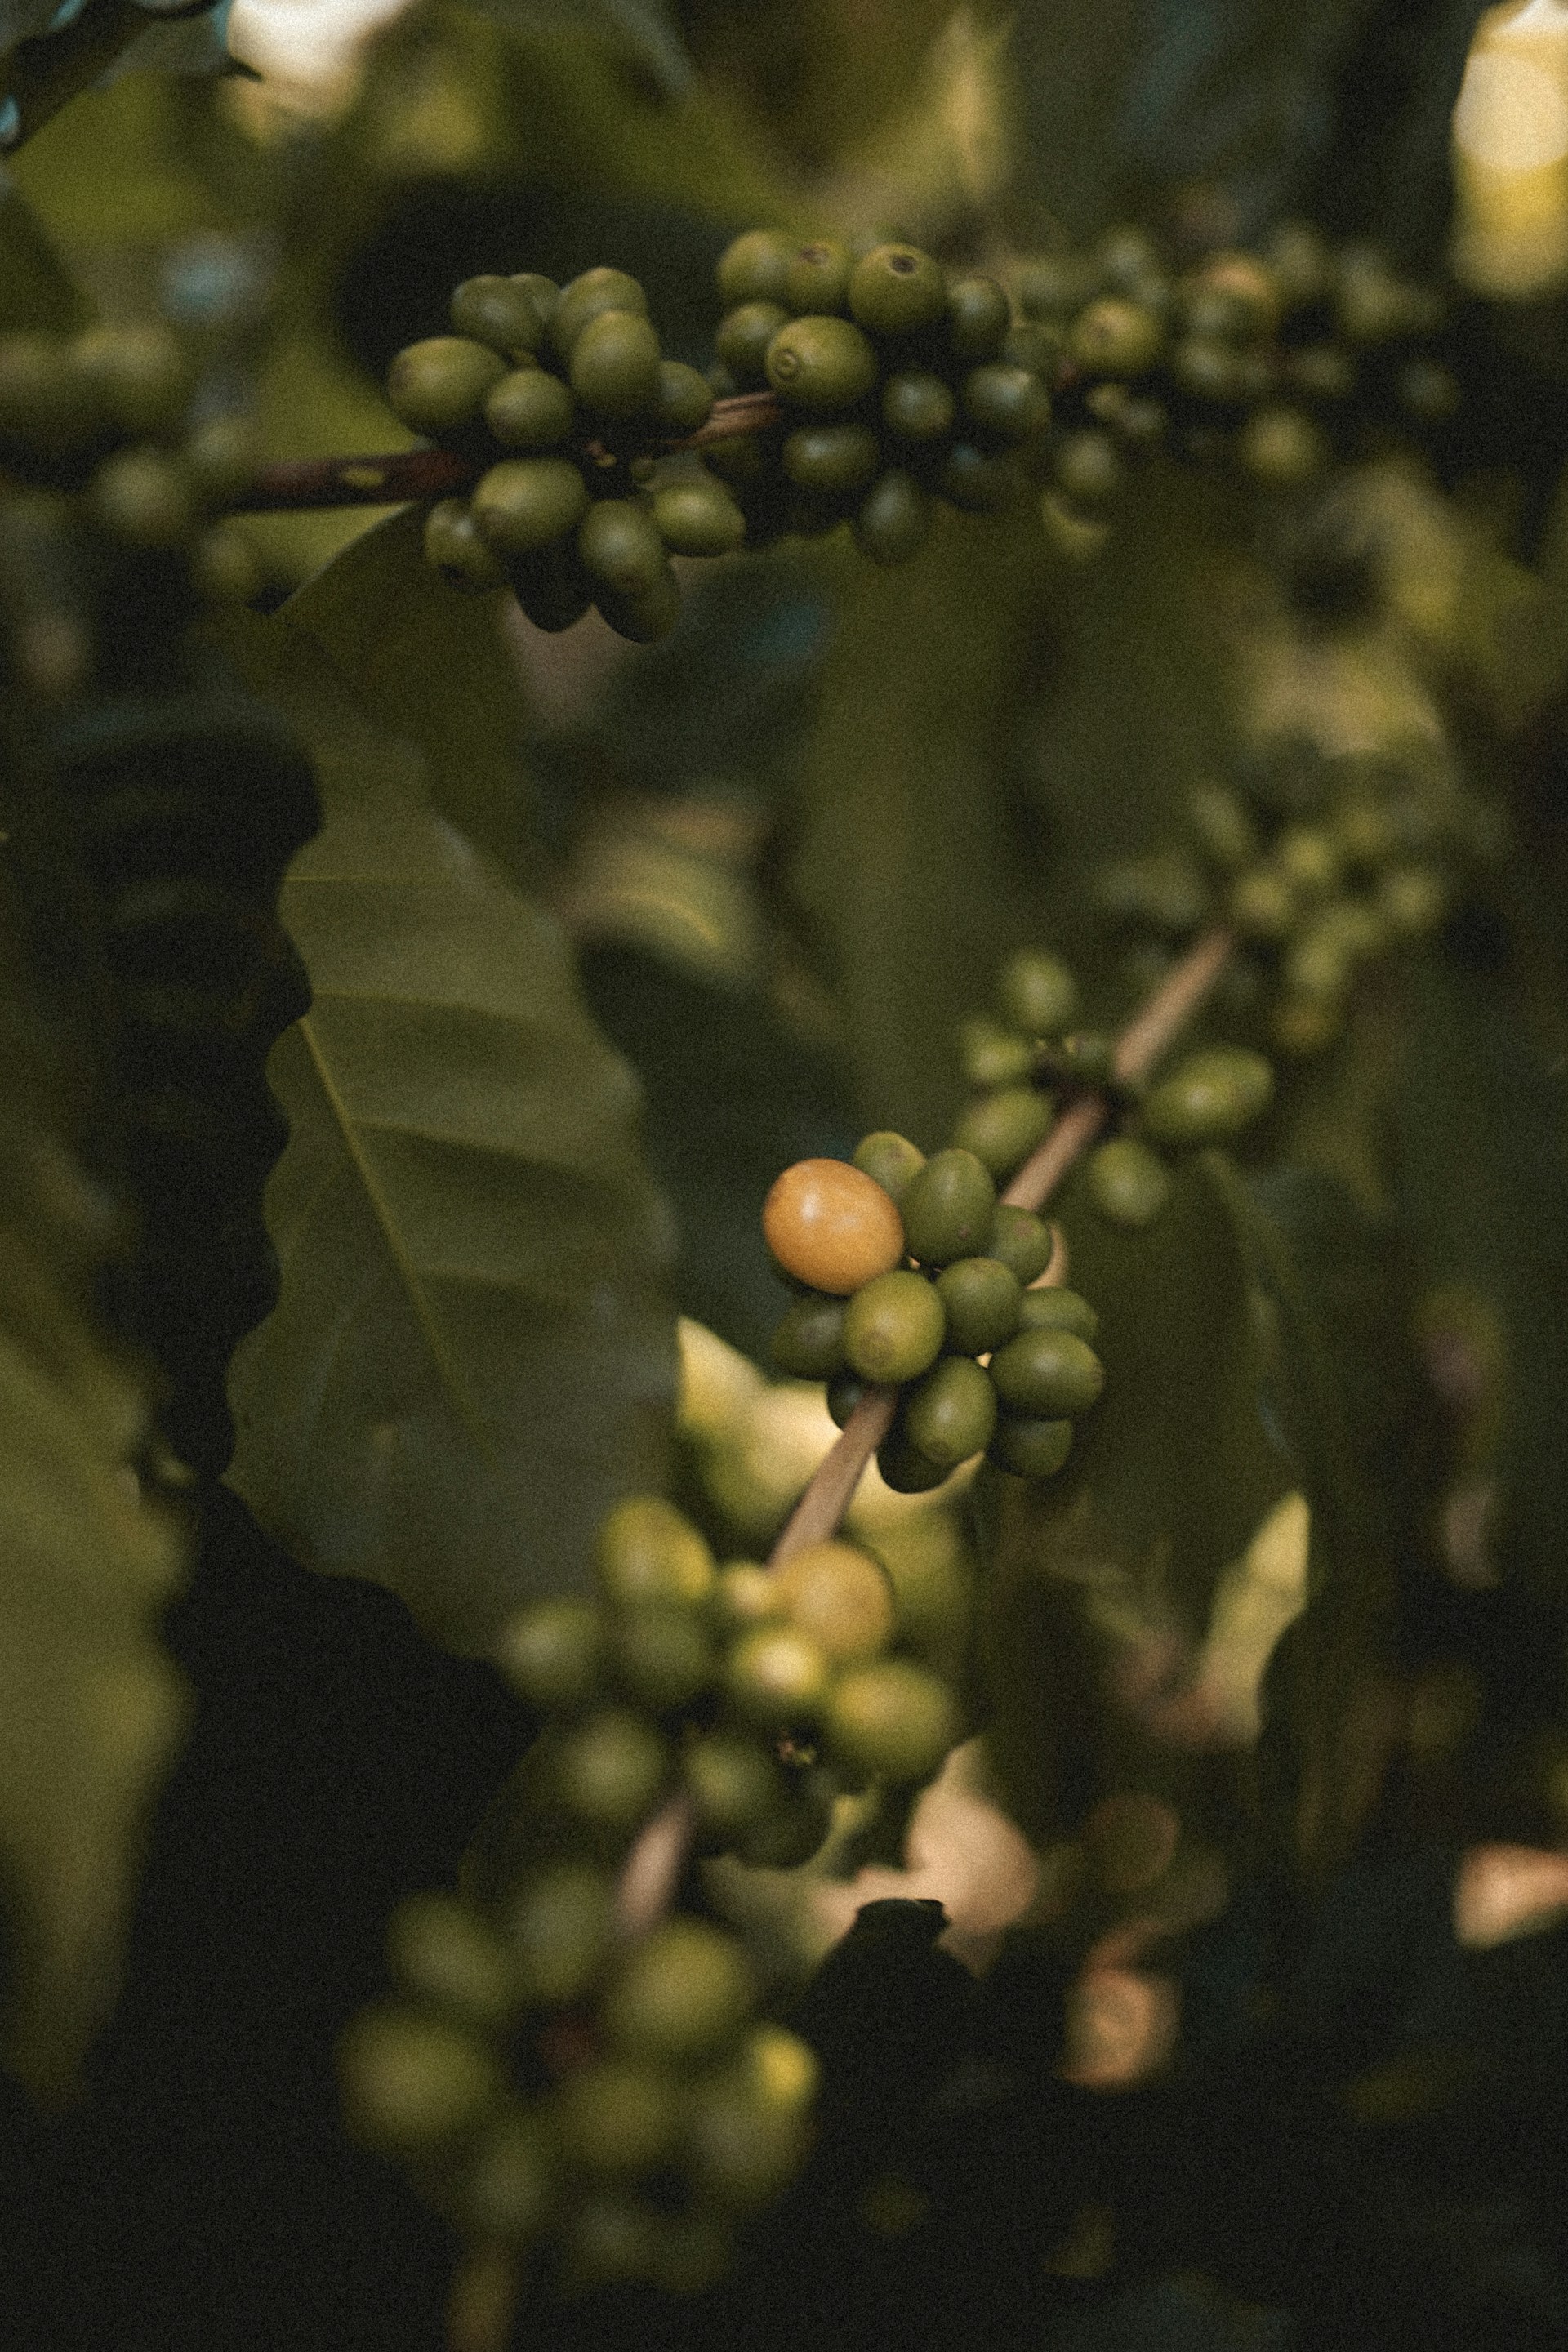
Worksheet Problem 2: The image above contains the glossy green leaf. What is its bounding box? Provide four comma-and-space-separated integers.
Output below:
0, 176, 87, 335
0, 979, 189, 2102
223, 609, 678, 1655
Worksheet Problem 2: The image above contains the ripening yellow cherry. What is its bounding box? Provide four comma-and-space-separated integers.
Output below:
761, 1159, 905, 1294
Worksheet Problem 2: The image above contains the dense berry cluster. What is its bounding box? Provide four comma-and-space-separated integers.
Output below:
958, 947, 1274, 1232
338, 1492, 962, 2292
387, 265, 737, 639
764, 1135, 1106, 1489
706, 228, 1051, 563
0, 321, 262, 600
1017, 220, 1452, 546
1094, 742, 1503, 1056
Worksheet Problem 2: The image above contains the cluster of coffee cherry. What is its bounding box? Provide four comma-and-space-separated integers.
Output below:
338, 1492, 961, 2292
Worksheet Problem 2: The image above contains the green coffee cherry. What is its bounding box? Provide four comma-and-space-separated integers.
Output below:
1239, 406, 1328, 489
338, 2006, 500, 2152
556, 2056, 681, 2177
462, 2110, 556, 2246
875, 1433, 951, 1494
555, 1708, 669, 1830
1019, 255, 1094, 318
725, 1624, 831, 1726
987, 1414, 1073, 1479
423, 497, 508, 590
653, 359, 715, 434
950, 1085, 1051, 1179
936, 443, 1016, 513
598, 1496, 715, 1607
484, 366, 575, 448
683, 1734, 781, 1842
766, 314, 879, 411
508, 542, 595, 633
944, 275, 1011, 360
184, 412, 262, 507
734, 1771, 835, 1867
595, 563, 683, 644
1229, 866, 1296, 940
388, 1892, 516, 2030
770, 1292, 848, 1379
1054, 429, 1124, 506
882, 371, 956, 441
781, 421, 878, 497
1379, 863, 1447, 934
89, 449, 193, 546
716, 301, 791, 385
998, 948, 1078, 1036
963, 364, 1051, 444
1187, 782, 1258, 871
577, 500, 668, 597
450, 275, 549, 358
988, 1204, 1054, 1284
651, 476, 746, 555
612, 1605, 713, 1713
473, 457, 589, 554
852, 1130, 925, 1204
825, 1659, 958, 1784
550, 268, 648, 362
989, 1325, 1105, 1416
1070, 297, 1162, 376
1086, 1135, 1170, 1225
785, 239, 853, 314
934, 1255, 1022, 1354
843, 1268, 947, 1383
496, 1596, 604, 1714
710, 1561, 782, 1633
687, 2069, 810, 2205
903, 1356, 997, 1469
848, 243, 947, 335
960, 1017, 1036, 1089
569, 310, 662, 420
605, 1918, 755, 2061
900, 1147, 996, 1266
853, 470, 933, 564
387, 336, 508, 439
1015, 1285, 1099, 1343
718, 229, 795, 307
71, 323, 189, 443
1143, 1047, 1274, 1144
506, 1863, 615, 2007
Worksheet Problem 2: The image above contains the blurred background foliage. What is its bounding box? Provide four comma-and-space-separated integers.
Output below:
12, 0, 1568, 2345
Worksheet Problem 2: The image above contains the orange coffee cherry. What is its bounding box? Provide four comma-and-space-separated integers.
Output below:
761, 1159, 905, 1294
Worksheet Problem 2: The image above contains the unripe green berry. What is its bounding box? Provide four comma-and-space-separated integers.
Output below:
598, 1496, 715, 1608
387, 336, 507, 439
555, 1708, 669, 1830
1238, 405, 1328, 489
388, 1892, 516, 2030
881, 371, 956, 442
987, 1413, 1073, 1479
843, 1267, 946, 1383
495, 1595, 604, 1713
1015, 1285, 1099, 1343
612, 1605, 713, 1713
604, 1918, 755, 2061
450, 275, 549, 358
88, 448, 193, 546
338, 2007, 499, 2153
963, 363, 1051, 444
506, 1864, 615, 2007
569, 310, 662, 420
461, 2109, 556, 2246
725, 1624, 831, 1726
875, 1433, 951, 1494
987, 1204, 1054, 1283
853, 470, 933, 564
944, 275, 1011, 360
1143, 1047, 1274, 1144
785, 239, 853, 315
960, 1017, 1036, 1089
473, 456, 589, 554
825, 1659, 958, 1784
1070, 297, 1162, 376
710, 1561, 783, 1633
556, 2056, 681, 2177
73, 322, 192, 439
1053, 429, 1124, 506
484, 366, 575, 448
652, 359, 715, 434
595, 563, 683, 644
1086, 1135, 1170, 1225
769, 1291, 848, 1380
989, 1325, 1105, 1416
936, 443, 1016, 512
950, 1085, 1051, 1179
899, 1148, 996, 1266
848, 243, 947, 336
782, 421, 880, 495
423, 497, 508, 590
998, 948, 1078, 1036
734, 1771, 835, 1866
651, 476, 746, 555
934, 1255, 1022, 1354
683, 1733, 781, 1841
852, 1130, 926, 1204
507, 541, 594, 633
577, 498, 668, 596
550, 268, 648, 363
903, 1355, 997, 1469
718, 229, 795, 307
766, 315, 878, 411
